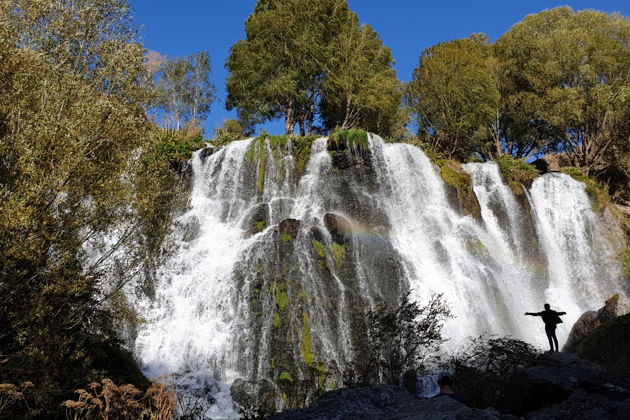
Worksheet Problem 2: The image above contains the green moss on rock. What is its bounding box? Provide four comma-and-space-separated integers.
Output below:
279, 371, 294, 382
301, 312, 314, 366
274, 283, 288, 310
328, 129, 369, 152
495, 155, 540, 196
282, 232, 292, 243
331, 242, 346, 267
273, 312, 280, 328
313, 240, 326, 258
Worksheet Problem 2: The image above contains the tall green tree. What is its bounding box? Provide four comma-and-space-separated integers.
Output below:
408, 34, 500, 159
496, 7, 630, 174
226, 0, 351, 135
320, 13, 405, 138
156, 51, 216, 130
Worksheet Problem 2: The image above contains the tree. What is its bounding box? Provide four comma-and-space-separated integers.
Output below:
495, 7, 630, 175
0, 1, 187, 416
156, 52, 216, 130
226, 0, 351, 135
320, 13, 405, 138
2, 0, 148, 102
408, 34, 501, 159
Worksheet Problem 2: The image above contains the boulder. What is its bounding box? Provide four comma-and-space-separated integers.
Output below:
502, 352, 618, 415
269, 385, 499, 419
563, 294, 630, 352
324, 213, 352, 244
279, 219, 301, 240
525, 388, 630, 420
577, 313, 630, 375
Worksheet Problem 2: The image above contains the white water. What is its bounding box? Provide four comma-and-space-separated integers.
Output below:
133, 135, 623, 417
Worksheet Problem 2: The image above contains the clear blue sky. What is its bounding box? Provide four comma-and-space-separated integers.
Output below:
131, 0, 630, 137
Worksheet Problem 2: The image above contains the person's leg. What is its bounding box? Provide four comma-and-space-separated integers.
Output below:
545, 326, 554, 351
551, 330, 559, 352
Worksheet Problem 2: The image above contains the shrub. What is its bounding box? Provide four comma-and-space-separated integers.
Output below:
446, 336, 541, 409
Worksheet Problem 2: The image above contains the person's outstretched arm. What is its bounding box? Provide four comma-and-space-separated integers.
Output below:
525, 312, 542, 316
558, 311, 566, 315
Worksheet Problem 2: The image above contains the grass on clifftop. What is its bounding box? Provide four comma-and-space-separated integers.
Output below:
494, 155, 540, 196
328, 129, 369, 152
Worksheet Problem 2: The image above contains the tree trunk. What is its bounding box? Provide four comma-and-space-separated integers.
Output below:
285, 99, 295, 135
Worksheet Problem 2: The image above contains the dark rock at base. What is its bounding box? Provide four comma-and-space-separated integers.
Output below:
525, 388, 630, 420
503, 352, 618, 415
268, 385, 500, 419
242, 203, 270, 238
577, 313, 630, 375
324, 213, 352, 244
564, 294, 630, 352
279, 219, 300, 239
231, 378, 277, 417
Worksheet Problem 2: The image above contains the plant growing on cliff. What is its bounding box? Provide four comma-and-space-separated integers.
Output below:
365, 292, 453, 384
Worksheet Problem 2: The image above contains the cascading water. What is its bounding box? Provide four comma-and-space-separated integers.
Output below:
133, 134, 624, 417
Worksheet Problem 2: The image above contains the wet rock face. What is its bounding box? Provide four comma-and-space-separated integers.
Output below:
268, 385, 500, 420
199, 145, 221, 162
242, 203, 270, 238
564, 294, 630, 352
576, 313, 630, 375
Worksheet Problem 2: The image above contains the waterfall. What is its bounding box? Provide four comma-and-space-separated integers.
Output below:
133, 134, 624, 417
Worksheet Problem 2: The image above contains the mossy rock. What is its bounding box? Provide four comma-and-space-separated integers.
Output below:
328, 129, 369, 152
495, 155, 540, 196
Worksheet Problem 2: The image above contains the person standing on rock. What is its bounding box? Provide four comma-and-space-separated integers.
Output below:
525, 304, 566, 352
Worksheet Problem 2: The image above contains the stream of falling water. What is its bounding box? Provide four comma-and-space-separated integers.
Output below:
133, 135, 622, 417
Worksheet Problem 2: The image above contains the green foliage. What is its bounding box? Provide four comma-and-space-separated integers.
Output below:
320, 14, 405, 137
330, 242, 346, 268
255, 221, 266, 233
561, 167, 611, 212
227, 0, 352, 134
282, 232, 292, 243
408, 34, 500, 159
273, 312, 280, 328
496, 7, 630, 174
313, 240, 326, 258
495, 155, 540, 195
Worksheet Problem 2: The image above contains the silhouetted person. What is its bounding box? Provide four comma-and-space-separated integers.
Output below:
433, 374, 472, 407
525, 303, 566, 352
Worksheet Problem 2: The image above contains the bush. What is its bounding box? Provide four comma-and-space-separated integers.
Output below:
446, 336, 541, 409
